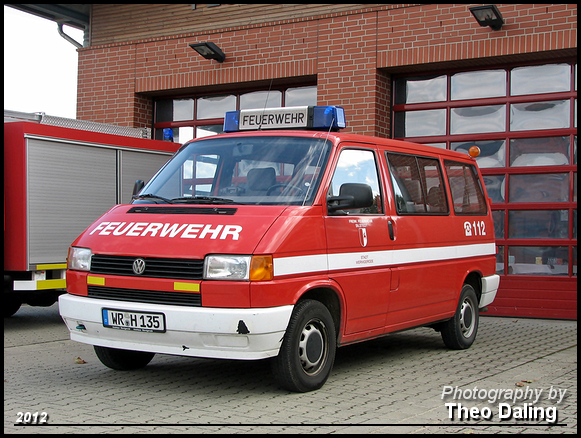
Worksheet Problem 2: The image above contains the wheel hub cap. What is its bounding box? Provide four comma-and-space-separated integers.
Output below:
298, 321, 326, 374
460, 299, 475, 338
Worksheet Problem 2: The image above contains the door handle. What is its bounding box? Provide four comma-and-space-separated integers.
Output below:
388, 220, 395, 240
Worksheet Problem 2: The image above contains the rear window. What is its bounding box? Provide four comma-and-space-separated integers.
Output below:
444, 160, 488, 215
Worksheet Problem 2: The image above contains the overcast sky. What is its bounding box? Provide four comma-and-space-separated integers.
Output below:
3, 5, 84, 119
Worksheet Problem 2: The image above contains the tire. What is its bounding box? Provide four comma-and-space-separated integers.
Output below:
4, 294, 22, 318
440, 284, 479, 350
26, 291, 59, 307
271, 299, 336, 392
94, 346, 155, 370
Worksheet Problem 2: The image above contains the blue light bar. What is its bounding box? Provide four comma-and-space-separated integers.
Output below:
223, 106, 346, 132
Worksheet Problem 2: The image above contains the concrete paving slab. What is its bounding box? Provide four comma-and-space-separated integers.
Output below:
4, 303, 577, 434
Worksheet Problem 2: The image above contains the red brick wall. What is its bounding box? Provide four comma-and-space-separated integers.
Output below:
317, 13, 381, 135
378, 4, 578, 70
90, 4, 390, 45
77, 4, 577, 135
77, 46, 137, 127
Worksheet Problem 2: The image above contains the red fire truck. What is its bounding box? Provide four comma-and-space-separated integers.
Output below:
59, 106, 499, 392
4, 111, 178, 316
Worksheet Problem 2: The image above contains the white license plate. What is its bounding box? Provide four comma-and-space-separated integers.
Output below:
102, 308, 166, 333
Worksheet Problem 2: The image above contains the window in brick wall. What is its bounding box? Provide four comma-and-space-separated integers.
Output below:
153, 85, 317, 144
393, 61, 577, 278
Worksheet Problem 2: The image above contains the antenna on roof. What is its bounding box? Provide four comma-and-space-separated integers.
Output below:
258, 77, 274, 131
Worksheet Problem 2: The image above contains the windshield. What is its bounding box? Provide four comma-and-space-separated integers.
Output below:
135, 135, 332, 206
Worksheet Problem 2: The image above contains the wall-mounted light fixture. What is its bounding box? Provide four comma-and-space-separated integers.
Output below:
469, 5, 504, 31
189, 42, 226, 63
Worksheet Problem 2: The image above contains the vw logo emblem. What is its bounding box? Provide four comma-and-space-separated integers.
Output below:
132, 258, 146, 275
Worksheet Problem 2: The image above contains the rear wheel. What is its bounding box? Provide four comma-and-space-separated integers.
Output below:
94, 346, 155, 370
272, 299, 336, 392
440, 284, 479, 350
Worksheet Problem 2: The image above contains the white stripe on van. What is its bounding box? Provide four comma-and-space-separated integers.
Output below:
273, 243, 495, 277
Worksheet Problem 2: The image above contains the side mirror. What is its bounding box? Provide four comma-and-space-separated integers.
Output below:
327, 183, 373, 213
132, 180, 145, 197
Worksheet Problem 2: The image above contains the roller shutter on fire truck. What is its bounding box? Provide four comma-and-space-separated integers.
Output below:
26, 138, 171, 264
4, 118, 178, 316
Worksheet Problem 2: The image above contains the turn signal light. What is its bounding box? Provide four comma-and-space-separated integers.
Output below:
249, 256, 274, 281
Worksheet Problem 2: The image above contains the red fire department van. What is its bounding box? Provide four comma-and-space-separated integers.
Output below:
59, 106, 499, 392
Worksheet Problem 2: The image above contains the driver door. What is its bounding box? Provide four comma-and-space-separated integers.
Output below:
324, 146, 393, 337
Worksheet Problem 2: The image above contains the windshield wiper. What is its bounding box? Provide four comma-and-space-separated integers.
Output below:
132, 193, 174, 204
170, 196, 238, 204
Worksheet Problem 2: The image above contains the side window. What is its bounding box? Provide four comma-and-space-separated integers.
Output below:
329, 148, 382, 214
444, 160, 488, 215
386, 153, 448, 215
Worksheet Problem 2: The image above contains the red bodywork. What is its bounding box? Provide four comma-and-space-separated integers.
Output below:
65, 131, 497, 346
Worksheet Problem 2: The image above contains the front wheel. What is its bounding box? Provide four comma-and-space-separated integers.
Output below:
94, 346, 155, 370
4, 294, 22, 318
440, 284, 479, 350
271, 299, 336, 392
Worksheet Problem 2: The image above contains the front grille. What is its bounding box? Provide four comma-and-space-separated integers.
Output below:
88, 286, 201, 307
91, 255, 204, 280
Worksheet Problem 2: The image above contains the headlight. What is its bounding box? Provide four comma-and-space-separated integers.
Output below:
204, 255, 251, 280
68, 247, 92, 271
203, 255, 274, 281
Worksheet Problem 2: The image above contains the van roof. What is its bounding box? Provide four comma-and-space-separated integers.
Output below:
191, 129, 476, 162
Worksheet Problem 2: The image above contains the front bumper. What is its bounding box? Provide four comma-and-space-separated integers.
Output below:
59, 294, 293, 360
